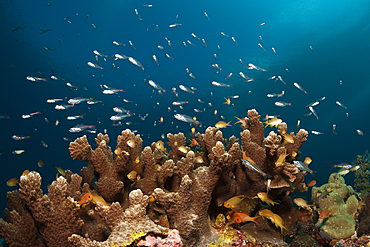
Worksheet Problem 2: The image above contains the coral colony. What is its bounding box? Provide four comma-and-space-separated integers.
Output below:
0, 109, 369, 246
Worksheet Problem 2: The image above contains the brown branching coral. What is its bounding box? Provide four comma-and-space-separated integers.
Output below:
243, 109, 265, 145
0, 109, 313, 247
69, 189, 168, 247
0, 191, 45, 247
18, 172, 83, 246
167, 132, 187, 162
154, 142, 239, 247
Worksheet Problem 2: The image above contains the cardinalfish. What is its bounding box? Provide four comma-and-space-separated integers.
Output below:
227, 211, 259, 224
242, 158, 270, 178
78, 192, 93, 207
331, 163, 352, 169
293, 161, 316, 176
12, 135, 30, 140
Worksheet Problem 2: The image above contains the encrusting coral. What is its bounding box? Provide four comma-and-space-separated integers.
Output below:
0, 109, 317, 247
311, 173, 358, 240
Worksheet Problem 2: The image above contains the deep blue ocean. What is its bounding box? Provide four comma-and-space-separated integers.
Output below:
1, 0, 369, 230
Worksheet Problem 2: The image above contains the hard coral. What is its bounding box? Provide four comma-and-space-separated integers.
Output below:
19, 172, 84, 246
312, 173, 358, 240
137, 229, 182, 247
69, 189, 168, 246
154, 142, 239, 247
0, 191, 45, 247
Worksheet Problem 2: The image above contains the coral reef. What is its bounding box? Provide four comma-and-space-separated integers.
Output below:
0, 109, 317, 247
69, 189, 168, 246
354, 149, 370, 200
311, 173, 358, 240
357, 192, 370, 237
137, 229, 182, 247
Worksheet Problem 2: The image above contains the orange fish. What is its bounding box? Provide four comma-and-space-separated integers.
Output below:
189, 138, 198, 147
307, 180, 316, 187
224, 97, 231, 105
319, 206, 336, 219
214, 110, 218, 119
227, 211, 259, 224
22, 170, 30, 176
78, 193, 93, 207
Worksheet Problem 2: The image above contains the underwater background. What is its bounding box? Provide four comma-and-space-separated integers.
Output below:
0, 0, 369, 227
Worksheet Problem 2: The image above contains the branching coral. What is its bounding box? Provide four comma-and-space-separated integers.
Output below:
0, 191, 45, 247
0, 109, 314, 247
19, 172, 84, 246
154, 142, 239, 247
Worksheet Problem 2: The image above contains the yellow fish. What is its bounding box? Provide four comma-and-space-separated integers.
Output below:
259, 209, 288, 234
293, 198, 312, 210
304, 157, 312, 165
92, 193, 108, 206
264, 117, 282, 128
215, 120, 232, 128
135, 156, 140, 164
114, 147, 122, 158
127, 170, 138, 181
224, 195, 246, 209
6, 178, 19, 187
275, 148, 288, 167
53, 165, 66, 176
234, 116, 248, 129
177, 145, 189, 154
255, 192, 279, 206
282, 133, 294, 144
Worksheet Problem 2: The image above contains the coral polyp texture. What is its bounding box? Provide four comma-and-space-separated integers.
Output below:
1, 109, 345, 247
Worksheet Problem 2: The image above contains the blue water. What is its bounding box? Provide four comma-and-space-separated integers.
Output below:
0, 0, 369, 218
